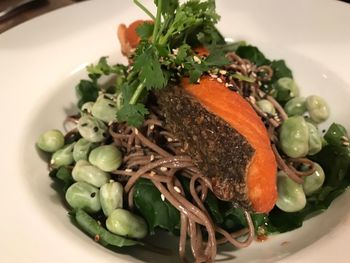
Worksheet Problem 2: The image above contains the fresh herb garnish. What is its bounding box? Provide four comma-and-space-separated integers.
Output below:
117, 0, 229, 127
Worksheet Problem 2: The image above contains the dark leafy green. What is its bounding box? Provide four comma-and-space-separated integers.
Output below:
75, 80, 99, 108
49, 167, 74, 192
236, 45, 269, 66
133, 179, 180, 234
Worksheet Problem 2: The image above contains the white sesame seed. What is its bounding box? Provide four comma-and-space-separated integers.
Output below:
193, 56, 201, 64
50, 159, 55, 165
172, 48, 179, 55
210, 74, 218, 79
341, 136, 349, 141
160, 166, 168, 172
125, 168, 132, 173
161, 194, 165, 201
343, 142, 350, 146
134, 128, 139, 135
217, 78, 223, 83
174, 186, 181, 193
150, 124, 155, 130
149, 171, 156, 177
167, 137, 173, 142
150, 155, 155, 161
249, 96, 256, 104
219, 70, 227, 75
108, 121, 114, 126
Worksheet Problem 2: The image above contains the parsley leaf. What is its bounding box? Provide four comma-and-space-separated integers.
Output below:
136, 22, 154, 40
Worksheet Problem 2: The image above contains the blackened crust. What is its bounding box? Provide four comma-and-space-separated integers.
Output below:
155, 85, 255, 210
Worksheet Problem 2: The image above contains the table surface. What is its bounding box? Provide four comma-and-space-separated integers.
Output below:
0, 0, 80, 34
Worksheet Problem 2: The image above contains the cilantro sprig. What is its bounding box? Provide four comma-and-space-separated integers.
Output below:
117, 0, 229, 127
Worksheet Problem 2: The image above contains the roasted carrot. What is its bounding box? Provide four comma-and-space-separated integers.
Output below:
183, 77, 277, 213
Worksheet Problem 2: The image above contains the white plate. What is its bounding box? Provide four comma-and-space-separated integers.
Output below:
1, 0, 350, 262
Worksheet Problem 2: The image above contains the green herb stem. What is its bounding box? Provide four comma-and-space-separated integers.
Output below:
152, 0, 163, 43
133, 0, 156, 20
129, 80, 146, 105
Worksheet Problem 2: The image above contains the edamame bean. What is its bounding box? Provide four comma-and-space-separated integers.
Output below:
106, 209, 148, 239
284, 97, 306, 116
50, 143, 75, 168
307, 123, 322, 155
65, 182, 101, 213
274, 77, 299, 102
37, 129, 65, 152
75, 209, 139, 247
100, 181, 124, 216
73, 138, 97, 162
77, 115, 108, 143
72, 160, 110, 187
280, 116, 309, 158
305, 95, 330, 123
256, 99, 276, 115
89, 145, 122, 172
276, 171, 306, 212
302, 163, 325, 196
92, 95, 118, 123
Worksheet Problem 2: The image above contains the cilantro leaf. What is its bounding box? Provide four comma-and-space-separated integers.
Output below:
133, 44, 167, 90
117, 103, 149, 127
136, 22, 154, 40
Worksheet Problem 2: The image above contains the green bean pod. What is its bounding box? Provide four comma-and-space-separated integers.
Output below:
306, 95, 330, 123
73, 138, 97, 162
276, 171, 306, 212
50, 143, 76, 168
280, 116, 309, 158
106, 209, 148, 239
91, 95, 118, 123
72, 160, 110, 188
302, 163, 325, 196
284, 97, 306, 116
89, 145, 122, 172
74, 209, 140, 247
65, 182, 101, 213
307, 123, 323, 155
37, 129, 65, 153
100, 181, 124, 216
77, 115, 108, 143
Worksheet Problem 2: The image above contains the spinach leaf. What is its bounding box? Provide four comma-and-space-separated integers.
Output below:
268, 123, 350, 233
133, 179, 180, 234
75, 79, 99, 108
236, 45, 270, 66
270, 60, 293, 82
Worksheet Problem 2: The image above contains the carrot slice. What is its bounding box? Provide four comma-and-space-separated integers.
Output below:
183, 76, 277, 213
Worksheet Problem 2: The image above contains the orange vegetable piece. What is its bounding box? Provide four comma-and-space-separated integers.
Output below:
183, 77, 277, 213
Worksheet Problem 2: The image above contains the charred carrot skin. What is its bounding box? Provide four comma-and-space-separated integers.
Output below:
183, 77, 277, 213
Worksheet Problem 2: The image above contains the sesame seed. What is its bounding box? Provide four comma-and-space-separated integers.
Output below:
125, 168, 133, 173
150, 155, 155, 161
343, 142, 350, 146
210, 74, 218, 79
217, 78, 223, 83
174, 186, 181, 193
161, 194, 165, 201
93, 127, 99, 132
150, 124, 155, 130
90, 192, 96, 198
108, 103, 115, 108
193, 56, 201, 64
160, 166, 168, 172
219, 70, 227, 75
172, 48, 179, 55
134, 128, 139, 135
81, 123, 88, 127
149, 171, 156, 177
249, 96, 256, 104
341, 136, 349, 141
167, 137, 173, 142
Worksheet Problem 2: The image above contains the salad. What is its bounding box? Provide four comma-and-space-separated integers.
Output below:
36, 0, 350, 262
